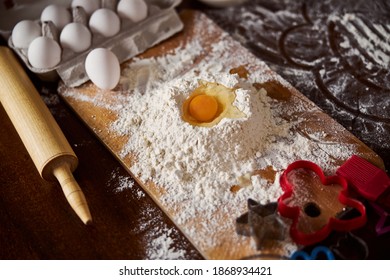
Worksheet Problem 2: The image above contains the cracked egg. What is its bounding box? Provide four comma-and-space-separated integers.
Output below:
182, 80, 246, 127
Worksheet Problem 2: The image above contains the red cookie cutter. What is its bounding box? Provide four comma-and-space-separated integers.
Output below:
278, 160, 367, 246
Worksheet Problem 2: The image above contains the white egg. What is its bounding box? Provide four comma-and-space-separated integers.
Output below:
60, 22, 91, 53
89, 8, 120, 37
85, 48, 120, 90
117, 0, 148, 23
71, 0, 100, 16
11, 20, 41, 49
28, 36, 62, 69
41, 4, 72, 31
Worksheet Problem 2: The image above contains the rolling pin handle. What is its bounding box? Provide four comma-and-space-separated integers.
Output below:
52, 163, 92, 225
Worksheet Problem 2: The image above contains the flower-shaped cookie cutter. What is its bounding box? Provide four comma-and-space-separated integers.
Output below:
278, 160, 366, 245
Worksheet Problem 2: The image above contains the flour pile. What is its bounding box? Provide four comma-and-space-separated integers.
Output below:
112, 42, 292, 225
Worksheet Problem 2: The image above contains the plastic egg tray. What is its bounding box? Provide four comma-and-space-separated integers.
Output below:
7, 0, 183, 87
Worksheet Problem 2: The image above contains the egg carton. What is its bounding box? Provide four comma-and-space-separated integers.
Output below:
7, 0, 183, 87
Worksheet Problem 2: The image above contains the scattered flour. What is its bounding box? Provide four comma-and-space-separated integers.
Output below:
115, 175, 135, 192
332, 13, 390, 68
145, 226, 187, 260
110, 168, 192, 259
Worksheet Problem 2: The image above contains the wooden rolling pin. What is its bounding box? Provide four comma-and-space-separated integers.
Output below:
0, 46, 92, 224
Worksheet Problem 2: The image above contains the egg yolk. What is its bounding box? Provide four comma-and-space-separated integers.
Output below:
182, 80, 246, 127
188, 94, 219, 122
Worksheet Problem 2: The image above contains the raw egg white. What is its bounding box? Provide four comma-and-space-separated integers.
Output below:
182, 81, 246, 127
71, 0, 100, 15
89, 8, 121, 37
85, 48, 121, 90
27, 36, 62, 69
40, 4, 71, 31
117, 0, 148, 23
60, 22, 92, 53
11, 20, 41, 49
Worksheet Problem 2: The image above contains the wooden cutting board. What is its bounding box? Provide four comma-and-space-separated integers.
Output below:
58, 10, 384, 259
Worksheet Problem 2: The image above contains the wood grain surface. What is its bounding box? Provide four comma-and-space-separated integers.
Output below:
1, 1, 389, 260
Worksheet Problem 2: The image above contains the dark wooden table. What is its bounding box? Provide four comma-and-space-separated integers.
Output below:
1, 0, 389, 259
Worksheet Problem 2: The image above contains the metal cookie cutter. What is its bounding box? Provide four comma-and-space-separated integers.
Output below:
278, 160, 367, 245
236, 199, 288, 250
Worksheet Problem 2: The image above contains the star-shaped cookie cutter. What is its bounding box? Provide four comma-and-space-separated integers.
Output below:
278, 160, 367, 245
236, 199, 288, 250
